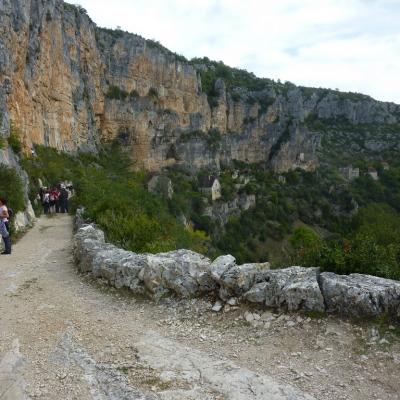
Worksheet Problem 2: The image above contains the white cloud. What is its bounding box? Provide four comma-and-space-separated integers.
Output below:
71, 0, 400, 103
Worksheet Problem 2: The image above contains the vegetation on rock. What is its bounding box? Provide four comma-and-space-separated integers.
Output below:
0, 165, 25, 214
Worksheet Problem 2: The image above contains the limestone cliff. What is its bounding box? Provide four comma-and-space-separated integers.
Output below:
1, 0, 399, 173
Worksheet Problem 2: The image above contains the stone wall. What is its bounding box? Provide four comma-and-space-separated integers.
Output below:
73, 214, 400, 321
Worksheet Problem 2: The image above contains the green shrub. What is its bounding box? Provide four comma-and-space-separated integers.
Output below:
0, 165, 25, 228
243, 116, 256, 125
206, 128, 221, 151
8, 123, 23, 154
268, 124, 291, 161
231, 92, 242, 102
106, 85, 128, 100
291, 204, 400, 280
148, 87, 158, 99
129, 90, 139, 99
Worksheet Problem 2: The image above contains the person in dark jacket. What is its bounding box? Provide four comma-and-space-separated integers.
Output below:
59, 185, 69, 213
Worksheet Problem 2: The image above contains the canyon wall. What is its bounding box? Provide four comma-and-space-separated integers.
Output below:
1, 0, 399, 173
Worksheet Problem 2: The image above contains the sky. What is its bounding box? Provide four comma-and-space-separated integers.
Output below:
71, 0, 400, 104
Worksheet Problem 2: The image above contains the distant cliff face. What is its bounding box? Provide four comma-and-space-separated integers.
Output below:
1, 0, 399, 173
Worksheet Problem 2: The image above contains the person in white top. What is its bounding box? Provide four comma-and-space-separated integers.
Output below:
0, 198, 11, 254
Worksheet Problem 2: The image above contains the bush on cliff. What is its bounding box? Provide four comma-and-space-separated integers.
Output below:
291, 204, 400, 280
8, 123, 23, 154
0, 165, 25, 232
0, 165, 25, 211
106, 85, 128, 100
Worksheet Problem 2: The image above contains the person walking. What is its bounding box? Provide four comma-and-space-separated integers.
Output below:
59, 185, 69, 213
54, 186, 61, 213
0, 198, 11, 254
43, 190, 50, 214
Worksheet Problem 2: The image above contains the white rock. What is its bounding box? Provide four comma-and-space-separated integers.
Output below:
212, 301, 223, 312
244, 311, 254, 322
227, 297, 238, 306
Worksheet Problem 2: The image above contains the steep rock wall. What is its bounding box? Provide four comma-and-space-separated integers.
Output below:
1, 0, 399, 173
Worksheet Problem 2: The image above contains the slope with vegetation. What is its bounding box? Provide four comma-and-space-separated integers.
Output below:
21, 144, 209, 254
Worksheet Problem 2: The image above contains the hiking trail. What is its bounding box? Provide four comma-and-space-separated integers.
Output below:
1, 215, 399, 400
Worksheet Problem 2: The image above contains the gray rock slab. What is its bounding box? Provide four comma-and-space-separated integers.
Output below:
136, 330, 315, 400
210, 254, 236, 281
320, 272, 400, 318
219, 262, 271, 299
0, 339, 30, 400
142, 249, 213, 300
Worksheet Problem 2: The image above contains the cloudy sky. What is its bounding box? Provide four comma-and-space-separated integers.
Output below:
72, 0, 400, 103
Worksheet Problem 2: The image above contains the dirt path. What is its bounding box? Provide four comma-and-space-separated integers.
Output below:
0, 215, 399, 400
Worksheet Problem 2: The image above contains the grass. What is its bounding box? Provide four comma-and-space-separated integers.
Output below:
142, 376, 174, 391
11, 227, 30, 243
304, 310, 326, 320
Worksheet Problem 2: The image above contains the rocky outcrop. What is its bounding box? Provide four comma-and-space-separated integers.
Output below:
1, 0, 399, 174
73, 216, 400, 320
203, 193, 256, 226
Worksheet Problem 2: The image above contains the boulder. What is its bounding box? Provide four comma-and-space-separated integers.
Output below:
113, 253, 148, 293
73, 224, 108, 272
210, 255, 236, 281
74, 224, 105, 243
244, 282, 269, 304
74, 239, 115, 273
142, 249, 213, 300
244, 267, 325, 312
219, 262, 271, 299
320, 272, 400, 319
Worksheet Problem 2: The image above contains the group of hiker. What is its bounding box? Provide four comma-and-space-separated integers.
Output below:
0, 182, 73, 255
39, 184, 71, 214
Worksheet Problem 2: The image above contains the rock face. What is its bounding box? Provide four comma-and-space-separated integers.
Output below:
73, 216, 400, 320
203, 194, 256, 226
1, 0, 399, 174
320, 272, 400, 318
